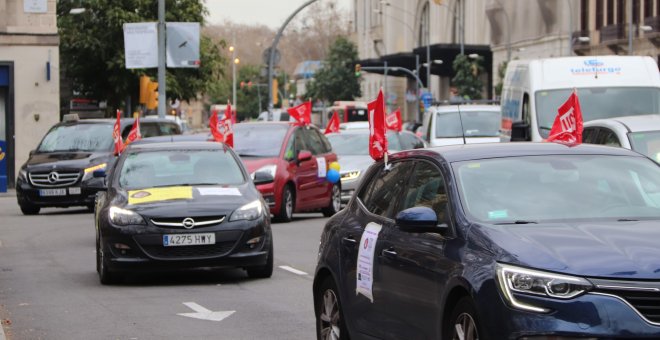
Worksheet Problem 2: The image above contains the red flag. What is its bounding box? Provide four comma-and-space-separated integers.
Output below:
547, 91, 584, 144
222, 101, 234, 148
324, 111, 340, 134
385, 108, 402, 132
367, 89, 387, 161
113, 110, 124, 156
287, 101, 312, 126
210, 109, 223, 143
209, 107, 234, 148
125, 115, 142, 145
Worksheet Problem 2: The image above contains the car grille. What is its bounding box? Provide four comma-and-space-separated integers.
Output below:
150, 215, 226, 229
29, 170, 80, 187
591, 279, 660, 324
141, 241, 237, 259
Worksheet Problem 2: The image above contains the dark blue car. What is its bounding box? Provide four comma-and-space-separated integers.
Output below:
313, 142, 660, 339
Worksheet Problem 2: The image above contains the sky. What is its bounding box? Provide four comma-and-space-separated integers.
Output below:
205, 0, 351, 29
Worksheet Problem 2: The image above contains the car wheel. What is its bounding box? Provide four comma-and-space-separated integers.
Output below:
315, 276, 348, 340
274, 185, 294, 223
445, 297, 483, 340
322, 184, 341, 217
246, 241, 273, 279
97, 239, 119, 285
19, 204, 40, 215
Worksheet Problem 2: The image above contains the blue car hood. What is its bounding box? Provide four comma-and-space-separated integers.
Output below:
473, 220, 660, 279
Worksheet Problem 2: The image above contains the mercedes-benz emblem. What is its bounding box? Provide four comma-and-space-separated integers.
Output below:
182, 217, 195, 229
48, 171, 60, 184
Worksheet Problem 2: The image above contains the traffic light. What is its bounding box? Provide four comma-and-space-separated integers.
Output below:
355, 64, 362, 77
272, 78, 279, 106
146, 80, 158, 110
139, 75, 150, 105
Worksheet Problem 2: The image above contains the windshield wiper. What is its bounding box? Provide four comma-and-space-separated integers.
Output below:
238, 153, 271, 157
617, 218, 639, 222
494, 220, 539, 225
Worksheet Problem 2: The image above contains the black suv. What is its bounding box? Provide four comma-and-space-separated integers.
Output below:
16, 117, 181, 215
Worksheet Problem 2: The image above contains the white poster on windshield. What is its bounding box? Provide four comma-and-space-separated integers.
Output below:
316, 157, 327, 178
356, 222, 382, 303
123, 23, 158, 69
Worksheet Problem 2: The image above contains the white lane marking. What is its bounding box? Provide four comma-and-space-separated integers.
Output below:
279, 265, 308, 276
177, 302, 235, 322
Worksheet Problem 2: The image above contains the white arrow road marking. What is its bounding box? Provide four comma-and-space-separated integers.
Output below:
177, 302, 235, 322
279, 265, 308, 276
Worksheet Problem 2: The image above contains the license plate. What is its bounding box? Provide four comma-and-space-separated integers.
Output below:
39, 188, 66, 196
163, 233, 215, 247
68, 187, 81, 195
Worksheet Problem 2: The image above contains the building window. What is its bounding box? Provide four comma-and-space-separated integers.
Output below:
607, 0, 614, 25
633, 0, 641, 24
617, 0, 625, 24
644, 0, 653, 18
596, 0, 605, 29
580, 0, 589, 31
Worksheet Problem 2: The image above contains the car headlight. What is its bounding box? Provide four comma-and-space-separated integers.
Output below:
229, 200, 264, 221
251, 164, 277, 180
340, 170, 360, 181
108, 206, 145, 226
496, 263, 593, 313
18, 169, 27, 181
82, 163, 107, 181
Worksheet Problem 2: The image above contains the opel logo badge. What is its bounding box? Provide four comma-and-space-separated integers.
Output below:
182, 217, 195, 229
48, 171, 59, 183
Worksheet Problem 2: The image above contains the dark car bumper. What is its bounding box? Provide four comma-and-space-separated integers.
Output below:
255, 182, 278, 214
478, 280, 660, 339
16, 177, 104, 208
99, 216, 271, 273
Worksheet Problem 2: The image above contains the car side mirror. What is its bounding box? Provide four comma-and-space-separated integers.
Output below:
298, 150, 312, 162
395, 206, 447, 233
253, 171, 274, 185
510, 121, 530, 142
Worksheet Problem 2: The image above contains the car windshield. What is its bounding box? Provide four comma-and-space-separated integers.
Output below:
37, 123, 113, 152
326, 132, 401, 155
435, 110, 500, 138
453, 154, 660, 223
536, 87, 660, 138
233, 124, 289, 157
119, 149, 245, 189
629, 131, 660, 161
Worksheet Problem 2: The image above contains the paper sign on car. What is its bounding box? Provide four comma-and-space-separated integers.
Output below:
356, 222, 382, 302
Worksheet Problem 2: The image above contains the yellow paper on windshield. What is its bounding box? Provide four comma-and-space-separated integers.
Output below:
127, 186, 193, 205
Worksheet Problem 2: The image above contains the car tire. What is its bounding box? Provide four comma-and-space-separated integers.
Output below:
273, 185, 294, 223
315, 276, 349, 340
246, 242, 273, 279
19, 204, 40, 215
97, 239, 120, 285
444, 296, 484, 340
322, 184, 341, 217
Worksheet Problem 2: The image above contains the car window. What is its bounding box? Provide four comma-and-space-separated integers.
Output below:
582, 127, 598, 144
598, 128, 621, 147
233, 124, 289, 157
629, 131, 660, 161
303, 127, 327, 155
358, 161, 414, 218
400, 132, 424, 149
38, 123, 113, 152
159, 123, 181, 135
317, 130, 333, 153
400, 161, 448, 223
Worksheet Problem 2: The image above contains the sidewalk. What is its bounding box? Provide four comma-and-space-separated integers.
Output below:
0, 189, 15, 198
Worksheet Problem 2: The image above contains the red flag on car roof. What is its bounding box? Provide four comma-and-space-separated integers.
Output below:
385, 108, 402, 132
546, 90, 584, 144
223, 101, 234, 148
113, 110, 124, 156
287, 101, 312, 126
125, 115, 142, 146
210, 104, 234, 148
367, 89, 388, 161
324, 111, 340, 134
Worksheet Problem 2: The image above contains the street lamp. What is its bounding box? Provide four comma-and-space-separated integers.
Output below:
230, 45, 238, 110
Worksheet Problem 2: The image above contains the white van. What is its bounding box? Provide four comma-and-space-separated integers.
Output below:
500, 56, 660, 142
421, 104, 501, 146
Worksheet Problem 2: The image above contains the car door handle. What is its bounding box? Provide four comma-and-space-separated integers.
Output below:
342, 236, 357, 244
381, 248, 397, 257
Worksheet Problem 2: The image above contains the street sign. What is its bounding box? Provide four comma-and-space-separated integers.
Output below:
123, 23, 158, 69
421, 91, 432, 109
262, 47, 281, 66
166, 22, 200, 68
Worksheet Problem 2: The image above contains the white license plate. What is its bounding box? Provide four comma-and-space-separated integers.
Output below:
69, 187, 81, 195
163, 233, 215, 247
39, 188, 67, 196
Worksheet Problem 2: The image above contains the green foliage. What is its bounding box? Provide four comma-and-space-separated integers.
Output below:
305, 36, 361, 103
236, 65, 268, 120
494, 61, 508, 97
451, 54, 485, 100
57, 0, 226, 111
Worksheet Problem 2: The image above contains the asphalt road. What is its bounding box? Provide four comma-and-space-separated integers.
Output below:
0, 195, 328, 340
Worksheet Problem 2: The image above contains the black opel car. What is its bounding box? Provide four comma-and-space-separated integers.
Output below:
94, 141, 272, 284
314, 143, 660, 339
16, 116, 181, 215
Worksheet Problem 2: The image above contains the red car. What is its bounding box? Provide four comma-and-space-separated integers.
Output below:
233, 122, 341, 222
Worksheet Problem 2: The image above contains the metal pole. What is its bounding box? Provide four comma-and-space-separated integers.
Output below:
256, 84, 262, 113
415, 54, 420, 122
361, 66, 423, 88
426, 0, 431, 89
231, 35, 237, 108
384, 61, 388, 111
628, 0, 633, 55
157, 0, 166, 118
460, 0, 465, 55
268, 0, 318, 120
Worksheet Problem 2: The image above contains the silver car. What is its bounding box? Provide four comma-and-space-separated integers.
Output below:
326, 129, 425, 203
583, 114, 660, 161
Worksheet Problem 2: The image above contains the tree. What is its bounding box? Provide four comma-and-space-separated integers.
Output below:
494, 61, 508, 98
451, 54, 485, 100
57, 0, 225, 112
305, 37, 361, 103
235, 65, 268, 120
